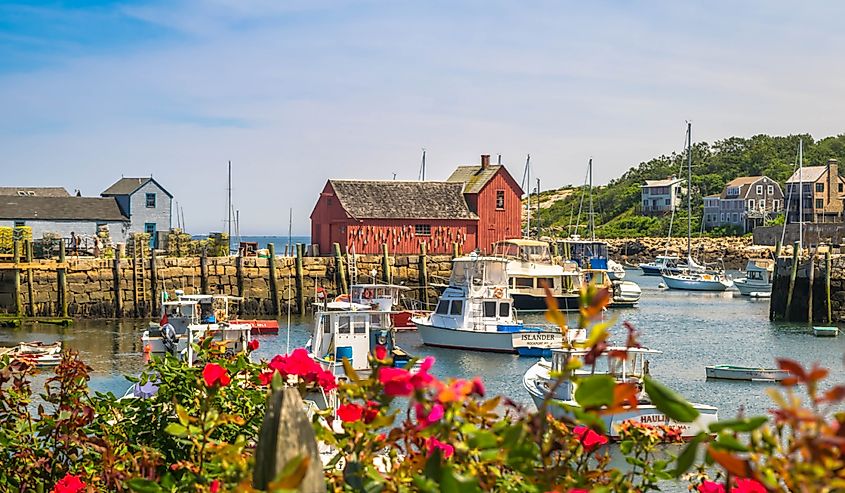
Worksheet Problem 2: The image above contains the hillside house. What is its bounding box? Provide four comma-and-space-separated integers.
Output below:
640, 177, 684, 215
785, 159, 845, 224
101, 177, 173, 247
0, 196, 129, 242
310, 155, 523, 255
703, 176, 784, 233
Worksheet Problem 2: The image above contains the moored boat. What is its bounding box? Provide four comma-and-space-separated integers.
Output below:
494, 239, 581, 312
661, 270, 733, 292
523, 347, 718, 440
733, 259, 774, 297
639, 255, 688, 276
2, 341, 63, 367
705, 365, 789, 382
814, 326, 839, 337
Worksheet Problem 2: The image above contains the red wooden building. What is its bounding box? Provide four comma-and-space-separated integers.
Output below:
310, 155, 523, 255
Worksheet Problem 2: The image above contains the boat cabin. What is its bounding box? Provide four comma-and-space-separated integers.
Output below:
160, 300, 201, 335
494, 239, 553, 263
310, 310, 406, 372
744, 259, 774, 282
558, 238, 610, 270
350, 284, 410, 312
549, 347, 661, 401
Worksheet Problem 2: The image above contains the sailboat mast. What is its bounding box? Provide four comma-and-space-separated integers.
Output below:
588, 158, 594, 241
525, 154, 531, 238
686, 123, 692, 260
799, 138, 803, 251
227, 160, 232, 255
420, 148, 426, 181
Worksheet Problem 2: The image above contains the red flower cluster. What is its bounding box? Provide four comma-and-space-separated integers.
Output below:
337, 400, 380, 424
202, 363, 231, 388
209, 479, 220, 493
425, 436, 454, 458
414, 401, 445, 428
374, 344, 388, 361
247, 339, 259, 351
573, 425, 608, 451
259, 348, 337, 391
52, 473, 85, 493
698, 478, 766, 493
377, 356, 436, 396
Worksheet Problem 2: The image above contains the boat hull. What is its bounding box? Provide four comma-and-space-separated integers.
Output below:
640, 264, 684, 276
661, 274, 732, 291
511, 292, 581, 311
705, 365, 788, 382
814, 326, 839, 337
416, 321, 564, 355
235, 319, 280, 335
733, 279, 772, 297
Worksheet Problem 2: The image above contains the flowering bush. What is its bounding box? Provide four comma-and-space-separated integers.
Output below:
0, 284, 842, 492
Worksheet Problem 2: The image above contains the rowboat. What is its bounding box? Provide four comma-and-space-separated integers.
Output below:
1, 341, 63, 367
813, 326, 839, 337
705, 365, 789, 382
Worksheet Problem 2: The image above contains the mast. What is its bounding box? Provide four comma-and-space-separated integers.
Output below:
227, 160, 232, 255
288, 208, 293, 257
588, 158, 595, 241
419, 148, 426, 181
799, 138, 803, 251
523, 154, 531, 237
686, 122, 692, 261
536, 178, 541, 237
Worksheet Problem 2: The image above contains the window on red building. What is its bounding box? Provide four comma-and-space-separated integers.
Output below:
496, 190, 505, 210
415, 224, 431, 235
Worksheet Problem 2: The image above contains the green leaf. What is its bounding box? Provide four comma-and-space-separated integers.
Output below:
574, 374, 616, 409
342, 357, 360, 383
643, 375, 699, 423
619, 439, 633, 454
671, 432, 706, 477
714, 432, 749, 452
126, 479, 163, 493
176, 404, 190, 426
467, 430, 498, 450
708, 416, 768, 433
164, 423, 188, 437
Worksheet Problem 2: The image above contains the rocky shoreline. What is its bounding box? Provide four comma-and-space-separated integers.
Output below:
604, 236, 766, 270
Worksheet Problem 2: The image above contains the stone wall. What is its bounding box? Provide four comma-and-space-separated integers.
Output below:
0, 254, 455, 319
753, 223, 845, 247
604, 236, 758, 270
770, 254, 843, 323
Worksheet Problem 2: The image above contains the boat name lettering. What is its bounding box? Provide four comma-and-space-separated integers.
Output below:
639, 414, 667, 424
520, 333, 557, 341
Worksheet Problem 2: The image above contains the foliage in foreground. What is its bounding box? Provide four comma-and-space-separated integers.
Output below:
1, 287, 845, 492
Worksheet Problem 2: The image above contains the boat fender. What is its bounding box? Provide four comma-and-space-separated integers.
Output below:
377, 331, 388, 345
316, 287, 326, 299
493, 287, 504, 299
363, 289, 374, 300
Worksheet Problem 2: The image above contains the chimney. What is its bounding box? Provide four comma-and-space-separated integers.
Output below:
481, 154, 490, 169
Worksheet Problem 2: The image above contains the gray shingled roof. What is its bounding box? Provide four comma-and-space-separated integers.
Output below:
0, 187, 70, 197
786, 166, 827, 184
0, 196, 128, 221
102, 177, 173, 198
329, 180, 477, 220
446, 165, 504, 194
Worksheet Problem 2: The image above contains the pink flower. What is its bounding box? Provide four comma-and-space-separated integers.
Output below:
338, 403, 364, 423
419, 355, 435, 372
210, 479, 220, 493
566, 489, 589, 493
247, 339, 259, 351
425, 436, 454, 458
316, 369, 337, 391
202, 363, 231, 388
470, 376, 485, 397
52, 473, 86, 493
698, 481, 726, 493
378, 367, 414, 396
414, 402, 444, 428
374, 345, 387, 360
573, 425, 608, 451
258, 371, 273, 386
732, 479, 765, 493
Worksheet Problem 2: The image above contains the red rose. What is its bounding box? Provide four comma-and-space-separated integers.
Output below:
210, 479, 220, 493
316, 369, 337, 391
414, 402, 444, 428
247, 339, 259, 351
573, 425, 608, 451
374, 345, 387, 360
732, 479, 765, 493
52, 473, 86, 493
363, 400, 379, 424
258, 371, 273, 386
378, 367, 413, 396
698, 480, 725, 493
202, 363, 231, 388
566, 489, 589, 493
338, 403, 364, 422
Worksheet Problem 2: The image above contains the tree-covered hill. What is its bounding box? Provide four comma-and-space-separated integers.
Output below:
532, 133, 845, 238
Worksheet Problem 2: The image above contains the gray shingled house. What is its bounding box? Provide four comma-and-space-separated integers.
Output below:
0, 195, 129, 242
101, 177, 173, 247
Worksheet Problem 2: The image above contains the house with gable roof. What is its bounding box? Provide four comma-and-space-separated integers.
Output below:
101, 177, 173, 247
703, 176, 784, 233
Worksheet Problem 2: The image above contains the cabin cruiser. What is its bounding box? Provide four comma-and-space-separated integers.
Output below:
638, 255, 691, 276
733, 259, 774, 297
558, 238, 642, 308
494, 239, 582, 311
523, 347, 718, 440
413, 254, 584, 355
661, 257, 733, 292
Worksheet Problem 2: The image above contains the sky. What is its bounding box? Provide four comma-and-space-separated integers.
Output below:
2, 1, 845, 235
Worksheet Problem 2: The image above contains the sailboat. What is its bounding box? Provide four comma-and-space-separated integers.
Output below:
661, 123, 733, 292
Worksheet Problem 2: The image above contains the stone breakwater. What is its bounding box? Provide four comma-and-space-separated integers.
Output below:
0, 254, 454, 319
605, 237, 760, 270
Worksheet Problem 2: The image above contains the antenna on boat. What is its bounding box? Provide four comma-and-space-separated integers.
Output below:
686, 122, 692, 263
536, 177, 541, 237
781, 140, 802, 250
286, 269, 292, 353
799, 138, 803, 252
588, 158, 595, 241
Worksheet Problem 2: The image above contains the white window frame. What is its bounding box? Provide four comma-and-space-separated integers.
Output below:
720, 212, 725, 222
756, 185, 763, 195
767, 185, 774, 195
748, 199, 755, 210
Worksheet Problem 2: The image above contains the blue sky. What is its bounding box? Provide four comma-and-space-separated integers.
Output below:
2, 1, 844, 234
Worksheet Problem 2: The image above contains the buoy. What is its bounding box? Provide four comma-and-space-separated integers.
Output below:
658, 283, 666, 289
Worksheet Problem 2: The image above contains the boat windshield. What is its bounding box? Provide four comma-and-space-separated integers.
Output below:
496, 242, 551, 262
450, 258, 508, 286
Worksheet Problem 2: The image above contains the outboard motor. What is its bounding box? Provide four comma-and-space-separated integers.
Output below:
162, 323, 178, 356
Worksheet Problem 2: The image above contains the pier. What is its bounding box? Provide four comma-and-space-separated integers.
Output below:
770, 243, 841, 323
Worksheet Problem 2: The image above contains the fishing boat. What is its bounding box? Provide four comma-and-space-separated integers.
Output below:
733, 259, 774, 297
523, 347, 719, 440
638, 255, 689, 276
813, 326, 839, 337
494, 238, 581, 311
413, 255, 583, 355
559, 237, 643, 308
607, 259, 626, 281
2, 341, 63, 367
661, 123, 734, 292
349, 284, 427, 329
705, 365, 789, 382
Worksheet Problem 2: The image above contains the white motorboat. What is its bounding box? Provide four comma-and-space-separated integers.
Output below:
413, 254, 584, 356
607, 259, 626, 281
639, 255, 690, 276
662, 269, 734, 292
523, 347, 719, 440
2, 341, 63, 368
733, 259, 774, 296
494, 239, 581, 311
705, 365, 789, 382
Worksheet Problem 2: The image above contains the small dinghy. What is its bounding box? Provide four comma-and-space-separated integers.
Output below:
1, 341, 64, 368
705, 365, 789, 382
814, 326, 839, 337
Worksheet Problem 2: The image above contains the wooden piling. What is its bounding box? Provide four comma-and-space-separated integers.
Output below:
268, 243, 279, 316
452, 242, 459, 258
295, 243, 305, 314
112, 248, 123, 318
419, 242, 429, 307
808, 251, 816, 322
200, 251, 209, 294
236, 255, 245, 298
332, 243, 347, 294
774, 239, 782, 259
25, 240, 34, 317
58, 241, 68, 318
150, 251, 158, 316
382, 243, 390, 284
785, 240, 800, 319
12, 241, 21, 317
826, 250, 832, 324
